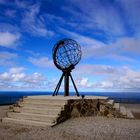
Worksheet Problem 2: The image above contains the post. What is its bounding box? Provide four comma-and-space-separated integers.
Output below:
53, 73, 64, 96
70, 73, 80, 96
64, 71, 69, 96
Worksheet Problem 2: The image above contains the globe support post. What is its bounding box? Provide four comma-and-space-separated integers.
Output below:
69, 73, 80, 96
53, 73, 64, 96
64, 71, 69, 96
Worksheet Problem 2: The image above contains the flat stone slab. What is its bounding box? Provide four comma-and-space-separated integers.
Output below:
2, 117, 52, 127
26, 95, 108, 100
7, 112, 57, 123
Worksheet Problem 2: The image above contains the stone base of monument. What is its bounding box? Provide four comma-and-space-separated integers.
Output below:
2, 96, 134, 127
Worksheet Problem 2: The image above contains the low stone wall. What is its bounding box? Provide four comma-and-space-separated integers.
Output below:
56, 99, 125, 124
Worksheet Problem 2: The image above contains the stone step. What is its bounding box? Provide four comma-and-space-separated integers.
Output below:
23, 98, 67, 104
26, 95, 108, 101
22, 100, 67, 106
13, 106, 61, 115
25, 96, 68, 102
107, 99, 114, 105
120, 106, 127, 116
2, 117, 52, 127
7, 112, 57, 123
113, 103, 120, 110
18, 102, 64, 109
126, 109, 134, 119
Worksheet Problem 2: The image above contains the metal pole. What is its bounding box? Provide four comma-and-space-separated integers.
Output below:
69, 73, 80, 96
53, 73, 64, 96
64, 71, 69, 96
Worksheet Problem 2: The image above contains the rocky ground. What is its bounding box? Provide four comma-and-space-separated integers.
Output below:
0, 105, 140, 140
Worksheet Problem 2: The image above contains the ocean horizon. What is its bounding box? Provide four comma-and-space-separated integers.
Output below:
0, 91, 140, 105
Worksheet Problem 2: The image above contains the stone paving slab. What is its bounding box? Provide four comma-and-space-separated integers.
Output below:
26, 95, 108, 100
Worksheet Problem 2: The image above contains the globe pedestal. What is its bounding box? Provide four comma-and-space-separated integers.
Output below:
64, 70, 69, 96
53, 69, 80, 96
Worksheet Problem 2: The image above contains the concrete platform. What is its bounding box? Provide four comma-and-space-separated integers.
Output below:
26, 95, 108, 100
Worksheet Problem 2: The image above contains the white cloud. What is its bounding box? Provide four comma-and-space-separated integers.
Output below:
0, 67, 25, 82
94, 81, 114, 89
75, 64, 127, 77
0, 32, 20, 48
9, 67, 25, 74
0, 67, 47, 90
0, 66, 140, 91
11, 73, 25, 82
24, 72, 45, 84
26, 50, 40, 57
107, 54, 138, 63
92, 69, 140, 90
111, 37, 140, 55
80, 78, 87, 86
0, 52, 18, 60
21, 3, 54, 37
0, 51, 18, 66
74, 64, 140, 90
73, 64, 140, 90
80, 77, 90, 87
28, 56, 54, 68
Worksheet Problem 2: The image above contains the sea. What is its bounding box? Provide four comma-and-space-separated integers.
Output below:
0, 91, 140, 105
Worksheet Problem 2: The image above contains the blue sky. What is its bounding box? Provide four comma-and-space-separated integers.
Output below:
0, 0, 140, 91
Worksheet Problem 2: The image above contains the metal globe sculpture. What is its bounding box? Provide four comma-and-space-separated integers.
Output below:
53, 39, 81, 70
52, 38, 82, 96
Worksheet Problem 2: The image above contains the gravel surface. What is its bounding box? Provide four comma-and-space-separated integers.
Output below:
0, 106, 140, 140
121, 104, 140, 113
